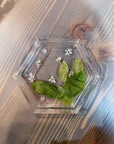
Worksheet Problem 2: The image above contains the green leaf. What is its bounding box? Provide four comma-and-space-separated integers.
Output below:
64, 70, 85, 95
32, 81, 59, 98
59, 61, 69, 82
72, 59, 84, 74
32, 60, 85, 106
57, 86, 75, 105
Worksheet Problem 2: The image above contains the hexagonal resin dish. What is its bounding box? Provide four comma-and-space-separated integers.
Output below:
14, 38, 100, 114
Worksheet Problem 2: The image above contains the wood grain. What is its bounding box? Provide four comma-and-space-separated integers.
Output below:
0, 0, 114, 144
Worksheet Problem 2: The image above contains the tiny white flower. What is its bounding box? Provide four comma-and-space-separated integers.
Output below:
42, 49, 47, 54
35, 60, 41, 68
69, 71, 74, 78
40, 95, 45, 101
28, 72, 35, 83
49, 76, 56, 83
56, 57, 62, 62
65, 48, 72, 56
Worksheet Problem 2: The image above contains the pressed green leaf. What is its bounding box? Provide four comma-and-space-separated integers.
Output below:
32, 59, 86, 106
57, 86, 75, 105
72, 59, 84, 74
64, 70, 85, 95
32, 81, 59, 98
59, 61, 68, 82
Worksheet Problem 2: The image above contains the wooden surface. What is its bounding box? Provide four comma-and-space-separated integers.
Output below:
0, 0, 114, 144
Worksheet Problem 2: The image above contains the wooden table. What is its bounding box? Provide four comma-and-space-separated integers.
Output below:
0, 0, 114, 143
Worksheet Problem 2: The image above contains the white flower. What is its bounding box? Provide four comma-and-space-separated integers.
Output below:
40, 96, 45, 101
69, 71, 74, 78
49, 76, 56, 83
42, 49, 47, 54
56, 57, 62, 62
65, 48, 72, 56
35, 60, 41, 68
28, 72, 35, 83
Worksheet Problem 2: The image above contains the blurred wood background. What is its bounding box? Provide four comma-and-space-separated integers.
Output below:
0, 0, 114, 143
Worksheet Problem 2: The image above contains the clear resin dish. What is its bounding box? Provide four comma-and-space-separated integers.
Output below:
14, 38, 100, 114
